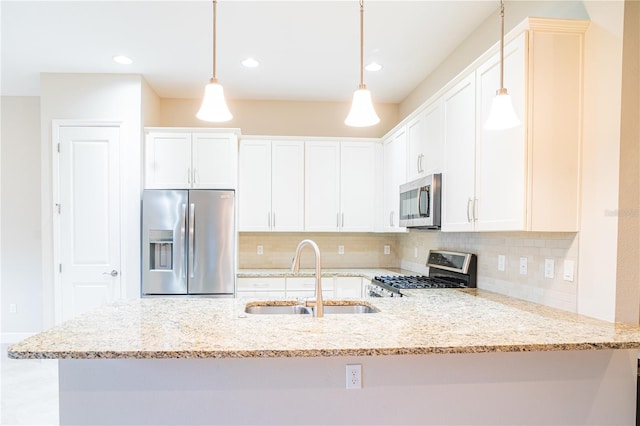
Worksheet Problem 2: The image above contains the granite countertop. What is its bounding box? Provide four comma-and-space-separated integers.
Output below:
9, 289, 640, 360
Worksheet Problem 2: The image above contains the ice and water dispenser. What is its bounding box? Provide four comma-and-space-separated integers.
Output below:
148, 230, 173, 271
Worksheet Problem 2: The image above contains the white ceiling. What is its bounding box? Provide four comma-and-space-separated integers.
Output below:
1, 1, 499, 103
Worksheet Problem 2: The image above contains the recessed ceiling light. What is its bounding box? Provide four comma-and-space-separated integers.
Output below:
241, 58, 260, 68
365, 62, 383, 72
113, 55, 133, 65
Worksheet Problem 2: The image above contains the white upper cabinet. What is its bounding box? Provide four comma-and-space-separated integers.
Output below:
406, 99, 444, 182
144, 128, 238, 189
238, 139, 304, 232
382, 128, 407, 232
442, 73, 477, 232
441, 18, 588, 232
305, 140, 377, 232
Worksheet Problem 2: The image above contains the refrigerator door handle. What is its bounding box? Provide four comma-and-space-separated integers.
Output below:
181, 203, 187, 278
189, 203, 195, 279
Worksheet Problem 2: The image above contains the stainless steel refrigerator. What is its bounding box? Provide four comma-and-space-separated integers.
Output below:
141, 189, 236, 296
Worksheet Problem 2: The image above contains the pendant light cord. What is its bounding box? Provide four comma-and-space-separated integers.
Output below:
212, 0, 218, 83
499, 0, 505, 92
359, 0, 365, 89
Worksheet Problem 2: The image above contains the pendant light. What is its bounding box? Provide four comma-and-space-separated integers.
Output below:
345, 0, 380, 127
484, 0, 520, 130
197, 0, 232, 122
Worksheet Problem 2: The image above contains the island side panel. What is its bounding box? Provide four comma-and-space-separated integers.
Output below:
59, 350, 637, 425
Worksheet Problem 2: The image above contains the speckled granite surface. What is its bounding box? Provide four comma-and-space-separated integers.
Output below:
8, 289, 640, 360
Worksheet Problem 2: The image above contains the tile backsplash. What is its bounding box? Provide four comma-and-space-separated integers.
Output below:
239, 230, 579, 313
239, 233, 400, 270
399, 230, 579, 312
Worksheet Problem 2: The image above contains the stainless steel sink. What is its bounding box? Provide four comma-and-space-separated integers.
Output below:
322, 304, 379, 314
244, 301, 378, 315
244, 304, 312, 315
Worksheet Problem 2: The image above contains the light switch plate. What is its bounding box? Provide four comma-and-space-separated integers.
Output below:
498, 255, 505, 272
519, 257, 528, 275
544, 259, 555, 279
257, 245, 263, 255
384, 245, 390, 255
338, 245, 345, 255
563, 260, 575, 282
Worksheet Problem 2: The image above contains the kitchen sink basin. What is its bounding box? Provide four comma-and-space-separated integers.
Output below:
321, 304, 379, 314
244, 301, 379, 315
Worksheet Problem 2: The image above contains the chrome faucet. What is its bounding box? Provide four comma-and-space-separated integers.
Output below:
291, 239, 323, 317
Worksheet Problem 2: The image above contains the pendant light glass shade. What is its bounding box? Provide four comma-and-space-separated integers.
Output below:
197, 0, 232, 122
484, 88, 519, 130
345, 0, 379, 127
484, 0, 519, 130
197, 78, 233, 122
345, 85, 380, 127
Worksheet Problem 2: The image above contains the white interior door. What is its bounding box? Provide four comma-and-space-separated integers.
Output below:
56, 125, 121, 322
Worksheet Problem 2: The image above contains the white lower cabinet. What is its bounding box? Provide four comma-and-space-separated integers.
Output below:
236, 276, 363, 300
236, 277, 286, 299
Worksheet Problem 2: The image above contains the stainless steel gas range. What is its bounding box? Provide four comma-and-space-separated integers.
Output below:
369, 250, 477, 297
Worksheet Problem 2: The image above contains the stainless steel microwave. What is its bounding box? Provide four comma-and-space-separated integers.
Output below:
399, 174, 441, 229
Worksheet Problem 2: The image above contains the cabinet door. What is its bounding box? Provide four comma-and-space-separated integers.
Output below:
238, 140, 271, 231
144, 132, 191, 189
305, 141, 340, 232
422, 99, 444, 175
475, 33, 527, 231
406, 112, 426, 181
334, 277, 362, 298
340, 142, 376, 232
382, 129, 407, 232
192, 133, 238, 189
441, 73, 477, 232
271, 141, 305, 231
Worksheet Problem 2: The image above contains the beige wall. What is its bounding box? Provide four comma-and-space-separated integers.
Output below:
239, 233, 400, 270
1, 97, 43, 335
160, 98, 398, 138
615, 0, 640, 324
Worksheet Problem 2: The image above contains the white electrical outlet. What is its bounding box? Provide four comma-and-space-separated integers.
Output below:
414, 247, 418, 258
544, 259, 555, 279
9, 304, 17, 314
519, 257, 528, 275
384, 245, 390, 255
346, 364, 362, 389
338, 245, 345, 255
256, 245, 263, 255
498, 255, 505, 272
563, 260, 575, 282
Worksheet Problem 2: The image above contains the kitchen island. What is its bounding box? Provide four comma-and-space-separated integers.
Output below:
9, 289, 640, 425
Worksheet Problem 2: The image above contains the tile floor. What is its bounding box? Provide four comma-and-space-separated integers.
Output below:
1, 344, 59, 425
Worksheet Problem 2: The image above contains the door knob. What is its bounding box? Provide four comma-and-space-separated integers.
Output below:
103, 270, 118, 277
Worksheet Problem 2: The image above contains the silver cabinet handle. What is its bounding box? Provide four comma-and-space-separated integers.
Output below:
273, 212, 276, 229
193, 168, 198, 184
417, 155, 421, 174
341, 212, 345, 228
187, 167, 191, 184
189, 203, 195, 279
473, 198, 479, 221
419, 154, 423, 173
103, 270, 118, 277
390, 211, 394, 227
466, 198, 473, 223
267, 212, 271, 228
337, 212, 340, 228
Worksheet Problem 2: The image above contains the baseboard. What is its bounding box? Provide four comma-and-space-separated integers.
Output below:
1, 332, 37, 344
